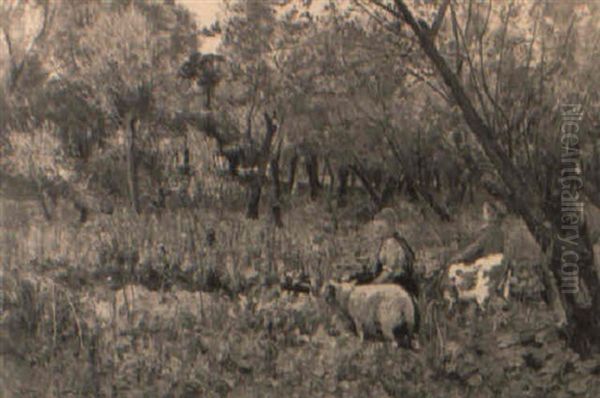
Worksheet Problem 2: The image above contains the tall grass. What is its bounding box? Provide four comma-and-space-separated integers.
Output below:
2, 199, 599, 397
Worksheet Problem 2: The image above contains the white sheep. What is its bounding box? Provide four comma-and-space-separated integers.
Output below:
324, 281, 419, 349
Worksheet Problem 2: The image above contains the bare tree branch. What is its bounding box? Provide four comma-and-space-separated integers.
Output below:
377, 0, 552, 248
430, 0, 450, 39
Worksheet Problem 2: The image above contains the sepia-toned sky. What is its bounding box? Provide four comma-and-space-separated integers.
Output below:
178, 0, 223, 26
178, 0, 223, 52
178, 0, 338, 53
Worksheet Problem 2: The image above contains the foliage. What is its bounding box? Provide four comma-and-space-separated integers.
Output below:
1, 0, 600, 394
2, 203, 599, 396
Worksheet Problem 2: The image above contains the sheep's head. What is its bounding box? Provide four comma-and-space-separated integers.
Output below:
322, 281, 353, 308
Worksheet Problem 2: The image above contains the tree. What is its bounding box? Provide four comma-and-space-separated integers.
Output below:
178, 0, 317, 223
1, 1, 199, 218
0, 0, 54, 93
364, 0, 600, 353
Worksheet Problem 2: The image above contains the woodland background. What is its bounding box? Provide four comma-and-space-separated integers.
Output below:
1, 0, 600, 396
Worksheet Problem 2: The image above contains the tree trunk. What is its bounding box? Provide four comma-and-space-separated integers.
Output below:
539, 242, 568, 327
74, 200, 88, 224
246, 175, 261, 219
385, 137, 452, 221
349, 163, 382, 209
305, 152, 321, 200
245, 112, 278, 221
182, 136, 190, 176
206, 86, 213, 110
287, 152, 298, 194
400, 174, 419, 202
548, 214, 600, 352
126, 115, 140, 215
593, 139, 600, 194
324, 157, 335, 194
380, 176, 399, 208
391, 0, 600, 352
270, 144, 284, 228
337, 165, 350, 207
38, 191, 52, 221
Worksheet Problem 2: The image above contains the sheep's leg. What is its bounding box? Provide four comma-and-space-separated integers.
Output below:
385, 315, 411, 349
462, 302, 477, 325
351, 318, 365, 342
444, 287, 458, 316
476, 295, 487, 313
382, 326, 396, 346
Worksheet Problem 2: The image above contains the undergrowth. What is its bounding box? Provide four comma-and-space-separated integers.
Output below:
1, 201, 599, 397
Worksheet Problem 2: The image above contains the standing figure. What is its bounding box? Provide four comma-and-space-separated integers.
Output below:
349, 208, 418, 298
